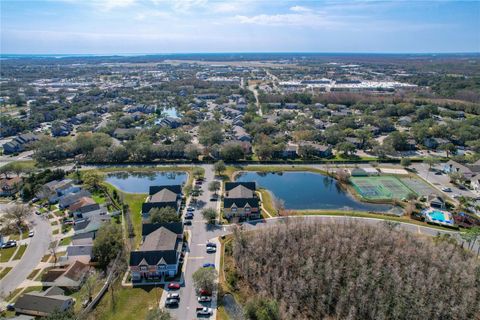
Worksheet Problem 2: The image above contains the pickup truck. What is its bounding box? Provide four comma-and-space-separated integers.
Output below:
196, 307, 213, 316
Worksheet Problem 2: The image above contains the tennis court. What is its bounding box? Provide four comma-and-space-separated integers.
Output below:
350, 176, 416, 200
400, 177, 437, 197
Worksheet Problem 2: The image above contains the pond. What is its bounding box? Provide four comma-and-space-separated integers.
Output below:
105, 171, 187, 193
236, 171, 393, 212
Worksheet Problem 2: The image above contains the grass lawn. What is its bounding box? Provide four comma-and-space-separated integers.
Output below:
52, 229, 59, 235
51, 220, 59, 226
91, 283, 163, 320
225, 165, 329, 181
92, 192, 107, 205
0, 246, 17, 262
258, 188, 276, 217
0, 267, 12, 280
54, 211, 65, 217
59, 236, 72, 246
41, 254, 51, 262
27, 269, 41, 280
13, 244, 27, 260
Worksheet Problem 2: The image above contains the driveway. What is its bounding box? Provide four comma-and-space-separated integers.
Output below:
0, 212, 51, 301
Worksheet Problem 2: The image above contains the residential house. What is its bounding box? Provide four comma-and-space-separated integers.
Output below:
274, 144, 297, 159
113, 128, 139, 140
233, 126, 251, 142
129, 222, 184, 281
159, 117, 182, 129
51, 121, 73, 137
0, 176, 22, 196
297, 142, 332, 158
14, 287, 74, 317
43, 260, 91, 289
443, 160, 479, 181
397, 116, 412, 127
141, 185, 183, 218
68, 197, 100, 215
223, 182, 260, 221
59, 190, 92, 209
424, 137, 450, 150
2, 133, 38, 155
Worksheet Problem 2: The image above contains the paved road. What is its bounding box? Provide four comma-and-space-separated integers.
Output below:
0, 212, 51, 300
165, 165, 221, 320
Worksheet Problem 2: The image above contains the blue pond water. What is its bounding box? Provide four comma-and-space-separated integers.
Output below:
236, 171, 393, 212
105, 171, 187, 193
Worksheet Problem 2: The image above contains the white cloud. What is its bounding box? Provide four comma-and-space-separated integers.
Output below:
234, 13, 341, 28
97, 0, 137, 11
290, 5, 311, 12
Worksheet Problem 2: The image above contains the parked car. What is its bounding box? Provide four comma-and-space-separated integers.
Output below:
206, 242, 217, 248
196, 307, 213, 316
441, 187, 452, 192
187, 207, 195, 212
34, 210, 41, 215
165, 298, 179, 307
6, 304, 15, 311
168, 282, 181, 290
28, 231, 34, 237
1, 240, 17, 249
206, 246, 216, 253
199, 289, 211, 296
184, 220, 192, 226
167, 293, 180, 300
203, 263, 215, 268
198, 296, 212, 303
185, 213, 194, 220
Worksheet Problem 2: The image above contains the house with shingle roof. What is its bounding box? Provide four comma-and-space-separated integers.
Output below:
14, 287, 74, 317
141, 185, 183, 218
223, 182, 260, 221
129, 222, 183, 282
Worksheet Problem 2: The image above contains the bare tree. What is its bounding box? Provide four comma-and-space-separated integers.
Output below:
272, 194, 285, 216
3, 203, 31, 227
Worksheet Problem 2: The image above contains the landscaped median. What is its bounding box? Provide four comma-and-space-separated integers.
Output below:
0, 267, 12, 280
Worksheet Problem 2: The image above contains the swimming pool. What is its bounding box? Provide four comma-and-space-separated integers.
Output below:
423, 208, 455, 226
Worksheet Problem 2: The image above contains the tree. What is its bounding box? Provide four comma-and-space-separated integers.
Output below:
185, 144, 200, 161
149, 207, 181, 223
198, 120, 223, 147
425, 157, 440, 171
335, 169, 350, 184
208, 181, 221, 195
272, 195, 285, 216
83, 171, 103, 190
439, 143, 457, 158
336, 142, 356, 157
213, 160, 226, 176
92, 223, 123, 270
244, 298, 280, 320
144, 308, 172, 320
192, 167, 204, 179
201, 208, 218, 224
42, 309, 75, 320
400, 158, 412, 168
2, 203, 31, 228
192, 267, 217, 294
220, 143, 245, 161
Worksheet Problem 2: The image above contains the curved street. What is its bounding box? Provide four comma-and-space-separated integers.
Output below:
0, 212, 51, 300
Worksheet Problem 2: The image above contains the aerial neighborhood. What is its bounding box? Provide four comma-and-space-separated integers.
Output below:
1, 52, 479, 320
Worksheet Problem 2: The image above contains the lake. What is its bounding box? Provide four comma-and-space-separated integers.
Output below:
105, 171, 187, 193
236, 171, 393, 212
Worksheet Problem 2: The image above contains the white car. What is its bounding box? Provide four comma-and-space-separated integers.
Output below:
167, 293, 180, 300
441, 187, 452, 192
206, 247, 216, 254
28, 231, 34, 237
198, 296, 212, 303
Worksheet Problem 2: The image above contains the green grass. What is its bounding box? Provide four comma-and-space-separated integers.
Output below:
91, 284, 163, 320
59, 236, 72, 246
12, 244, 27, 260
225, 165, 329, 181
41, 254, 51, 262
0, 267, 12, 280
8, 228, 29, 241
0, 246, 17, 262
52, 229, 59, 235
54, 211, 65, 217
51, 220, 59, 226
258, 188, 276, 217
27, 269, 41, 280
93, 193, 107, 204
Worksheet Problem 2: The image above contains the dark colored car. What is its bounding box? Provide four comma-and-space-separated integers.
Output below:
184, 220, 192, 226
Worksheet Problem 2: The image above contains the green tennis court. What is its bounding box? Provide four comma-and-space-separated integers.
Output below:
350, 176, 416, 200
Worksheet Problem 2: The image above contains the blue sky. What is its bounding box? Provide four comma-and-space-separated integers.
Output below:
1, 0, 479, 54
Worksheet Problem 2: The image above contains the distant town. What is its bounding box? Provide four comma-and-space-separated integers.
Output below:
0, 53, 479, 320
